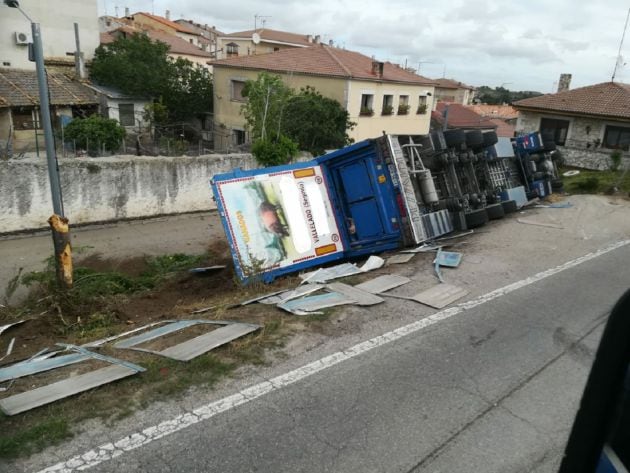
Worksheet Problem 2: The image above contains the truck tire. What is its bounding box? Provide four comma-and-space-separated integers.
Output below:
541, 132, 557, 151
465, 130, 484, 148
444, 129, 466, 148
485, 203, 505, 220
500, 200, 518, 214
465, 208, 488, 228
482, 131, 498, 148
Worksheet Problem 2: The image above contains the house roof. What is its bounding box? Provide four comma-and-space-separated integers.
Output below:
131, 12, 198, 34
86, 83, 149, 100
101, 27, 212, 58
175, 20, 224, 37
221, 28, 314, 46
469, 104, 518, 120
211, 45, 436, 85
433, 78, 474, 90
488, 118, 515, 138
513, 81, 630, 119
0, 69, 98, 108
432, 102, 497, 129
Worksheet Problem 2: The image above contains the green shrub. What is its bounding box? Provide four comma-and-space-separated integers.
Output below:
251, 135, 298, 166
574, 176, 600, 192
64, 115, 126, 156
610, 150, 623, 172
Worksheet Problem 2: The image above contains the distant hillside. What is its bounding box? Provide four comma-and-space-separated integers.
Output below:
475, 86, 542, 105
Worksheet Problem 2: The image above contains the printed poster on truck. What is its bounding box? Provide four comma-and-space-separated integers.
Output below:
214, 166, 343, 276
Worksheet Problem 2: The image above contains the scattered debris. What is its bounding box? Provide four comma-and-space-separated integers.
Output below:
0, 338, 15, 362
435, 251, 463, 268
277, 292, 356, 315
517, 219, 564, 229
190, 305, 217, 315
113, 320, 261, 361
401, 244, 442, 254
258, 284, 324, 305
229, 290, 287, 309
410, 283, 469, 309
534, 202, 573, 209
386, 253, 415, 265
521, 198, 541, 208
188, 265, 226, 275
435, 230, 474, 242
0, 320, 26, 336
434, 249, 445, 283
0, 346, 145, 416
300, 256, 385, 284
83, 321, 169, 348
355, 275, 411, 294
563, 170, 580, 177
0, 352, 88, 383
326, 283, 384, 306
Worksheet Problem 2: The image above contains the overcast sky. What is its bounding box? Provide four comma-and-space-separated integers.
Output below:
99, 0, 630, 92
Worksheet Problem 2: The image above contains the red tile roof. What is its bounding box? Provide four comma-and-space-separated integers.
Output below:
221, 28, 313, 46
432, 78, 474, 90
432, 102, 497, 129
513, 82, 630, 119
488, 118, 515, 137
212, 45, 436, 85
131, 12, 198, 34
469, 104, 518, 120
102, 27, 212, 58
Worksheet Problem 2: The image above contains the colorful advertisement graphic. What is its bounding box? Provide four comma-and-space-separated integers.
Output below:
215, 166, 343, 276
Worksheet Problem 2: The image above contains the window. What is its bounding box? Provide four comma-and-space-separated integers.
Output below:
417, 96, 428, 114
226, 42, 239, 57
273, 47, 280, 52
231, 80, 246, 102
233, 129, 246, 145
382, 95, 394, 115
398, 95, 410, 115
12, 109, 38, 129
603, 125, 630, 151
360, 94, 374, 116
118, 103, 135, 127
540, 117, 569, 146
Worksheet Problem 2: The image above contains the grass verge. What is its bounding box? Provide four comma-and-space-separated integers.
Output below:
560, 167, 630, 195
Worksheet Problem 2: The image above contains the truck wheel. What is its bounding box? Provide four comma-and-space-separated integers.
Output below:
444, 129, 466, 148
500, 200, 518, 214
465, 208, 488, 228
482, 131, 498, 148
486, 203, 505, 220
465, 130, 484, 148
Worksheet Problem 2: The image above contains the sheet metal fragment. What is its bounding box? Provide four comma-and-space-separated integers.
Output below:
411, 284, 469, 309
258, 284, 323, 304
355, 275, 411, 294
326, 283, 384, 306
386, 253, 415, 265
435, 251, 462, 268
277, 292, 356, 314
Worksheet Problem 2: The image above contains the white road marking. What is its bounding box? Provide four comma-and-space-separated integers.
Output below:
39, 239, 630, 472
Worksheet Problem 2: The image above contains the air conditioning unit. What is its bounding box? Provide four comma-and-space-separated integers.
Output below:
14, 31, 32, 45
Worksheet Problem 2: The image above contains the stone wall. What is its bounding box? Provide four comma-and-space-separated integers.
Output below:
0, 153, 256, 234
560, 146, 630, 171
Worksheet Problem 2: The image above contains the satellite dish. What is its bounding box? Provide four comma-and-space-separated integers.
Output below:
252, 33, 261, 44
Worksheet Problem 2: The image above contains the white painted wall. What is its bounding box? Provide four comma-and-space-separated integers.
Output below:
0, 153, 256, 233
102, 98, 149, 130
0, 0, 99, 70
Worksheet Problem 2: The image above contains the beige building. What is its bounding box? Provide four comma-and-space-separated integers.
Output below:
211, 44, 436, 151
0, 0, 99, 71
217, 28, 320, 60
432, 78, 475, 105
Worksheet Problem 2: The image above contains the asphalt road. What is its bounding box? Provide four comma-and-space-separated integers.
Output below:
81, 243, 630, 472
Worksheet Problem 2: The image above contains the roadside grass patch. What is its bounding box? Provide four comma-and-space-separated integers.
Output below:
560, 167, 630, 195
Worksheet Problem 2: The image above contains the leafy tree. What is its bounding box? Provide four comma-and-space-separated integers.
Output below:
475, 85, 542, 105
251, 135, 299, 166
90, 33, 212, 123
63, 115, 125, 156
283, 86, 355, 156
241, 72, 294, 141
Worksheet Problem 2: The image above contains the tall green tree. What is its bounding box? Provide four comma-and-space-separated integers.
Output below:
90, 33, 212, 123
241, 72, 294, 141
283, 86, 355, 156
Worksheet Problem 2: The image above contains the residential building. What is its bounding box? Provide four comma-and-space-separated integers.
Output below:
211, 44, 436, 151
126, 12, 202, 47
431, 102, 497, 132
432, 78, 475, 105
175, 20, 224, 55
468, 104, 517, 137
217, 28, 322, 60
513, 80, 630, 168
0, 69, 98, 153
0, 0, 99, 71
100, 27, 213, 69
87, 84, 150, 131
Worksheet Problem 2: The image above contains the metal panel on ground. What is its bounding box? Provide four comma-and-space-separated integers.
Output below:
326, 283, 384, 306
355, 275, 411, 294
412, 284, 469, 309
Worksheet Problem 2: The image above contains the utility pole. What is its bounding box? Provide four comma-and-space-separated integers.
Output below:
612, 7, 630, 82
4, 0, 73, 289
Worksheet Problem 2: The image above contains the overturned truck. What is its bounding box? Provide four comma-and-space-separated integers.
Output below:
210, 130, 558, 283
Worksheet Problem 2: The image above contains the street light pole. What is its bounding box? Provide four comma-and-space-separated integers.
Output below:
4, 0, 72, 288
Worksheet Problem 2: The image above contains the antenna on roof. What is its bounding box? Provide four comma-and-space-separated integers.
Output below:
612, 7, 630, 82
254, 14, 271, 31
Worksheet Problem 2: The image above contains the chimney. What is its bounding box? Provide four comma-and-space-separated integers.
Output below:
557, 73, 572, 93
165, 10, 170, 20
306, 34, 313, 43
314, 34, 321, 44
124, 7, 130, 16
